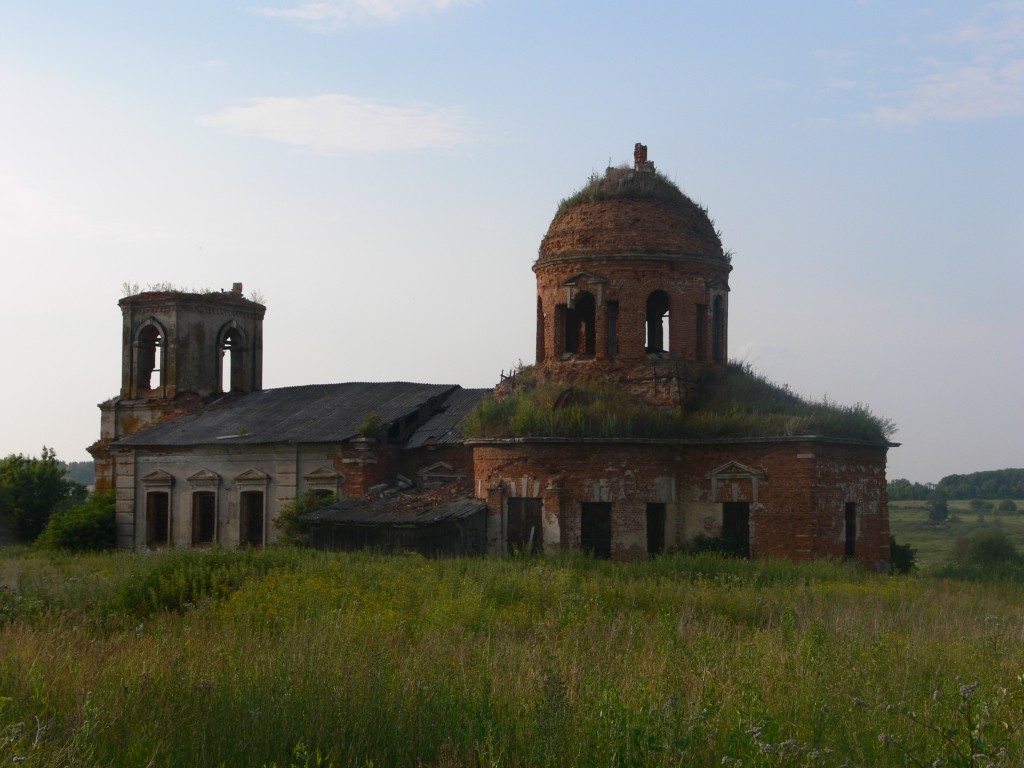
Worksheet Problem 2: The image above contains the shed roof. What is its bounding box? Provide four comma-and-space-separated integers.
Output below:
116, 381, 459, 447
303, 496, 486, 526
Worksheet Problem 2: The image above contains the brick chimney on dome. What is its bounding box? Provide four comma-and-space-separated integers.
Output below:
633, 142, 654, 172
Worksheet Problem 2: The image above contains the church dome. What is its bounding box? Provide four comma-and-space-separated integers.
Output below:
537, 147, 726, 266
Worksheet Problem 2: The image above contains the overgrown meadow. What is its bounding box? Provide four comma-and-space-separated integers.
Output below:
2, 548, 1023, 767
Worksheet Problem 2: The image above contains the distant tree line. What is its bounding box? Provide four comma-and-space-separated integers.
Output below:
64, 460, 95, 486
888, 468, 1024, 501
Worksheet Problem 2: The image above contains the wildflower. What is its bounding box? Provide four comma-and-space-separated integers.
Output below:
959, 681, 980, 700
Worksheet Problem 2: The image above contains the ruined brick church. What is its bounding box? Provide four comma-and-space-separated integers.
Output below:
90, 144, 894, 566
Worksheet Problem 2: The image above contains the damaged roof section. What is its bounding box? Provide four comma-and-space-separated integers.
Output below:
405, 387, 490, 449
115, 381, 463, 447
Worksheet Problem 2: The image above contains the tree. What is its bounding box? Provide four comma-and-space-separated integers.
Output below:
0, 448, 83, 541
952, 528, 1021, 567
998, 499, 1018, 513
889, 535, 917, 575
927, 490, 949, 523
35, 492, 115, 552
273, 490, 336, 546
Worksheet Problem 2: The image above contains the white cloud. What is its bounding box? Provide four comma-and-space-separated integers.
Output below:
197, 93, 475, 154
868, 3, 1024, 124
871, 62, 1024, 124
253, 0, 473, 30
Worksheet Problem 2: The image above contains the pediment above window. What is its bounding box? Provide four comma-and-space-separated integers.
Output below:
707, 461, 764, 480
563, 271, 607, 287
141, 469, 174, 488
235, 468, 270, 486
303, 466, 344, 483
707, 461, 766, 503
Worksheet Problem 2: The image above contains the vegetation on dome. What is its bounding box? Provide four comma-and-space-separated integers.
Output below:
120, 281, 266, 304
462, 362, 896, 442
556, 164, 711, 220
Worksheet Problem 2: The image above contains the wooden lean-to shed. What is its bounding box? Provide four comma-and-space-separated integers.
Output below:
303, 496, 487, 557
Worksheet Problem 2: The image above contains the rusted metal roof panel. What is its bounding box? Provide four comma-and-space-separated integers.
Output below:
115, 381, 458, 447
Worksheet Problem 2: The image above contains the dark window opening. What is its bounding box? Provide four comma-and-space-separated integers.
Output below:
137, 325, 163, 391
581, 502, 612, 559
712, 296, 726, 363
606, 301, 619, 357
696, 304, 708, 361
507, 497, 543, 554
146, 492, 169, 548
646, 290, 671, 353
646, 503, 666, 555
536, 297, 546, 363
220, 329, 243, 393
191, 491, 216, 545
240, 491, 265, 547
565, 292, 595, 355
844, 502, 857, 559
311, 489, 335, 502
722, 501, 750, 557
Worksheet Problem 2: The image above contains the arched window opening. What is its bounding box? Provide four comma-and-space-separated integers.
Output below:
646, 290, 671, 353
136, 325, 163, 391
712, 295, 726, 363
565, 292, 595, 355
220, 329, 243, 393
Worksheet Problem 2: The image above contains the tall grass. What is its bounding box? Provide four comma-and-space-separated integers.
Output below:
1, 548, 1022, 766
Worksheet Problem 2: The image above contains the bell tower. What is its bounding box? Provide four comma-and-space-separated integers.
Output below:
117, 282, 265, 399
90, 283, 266, 492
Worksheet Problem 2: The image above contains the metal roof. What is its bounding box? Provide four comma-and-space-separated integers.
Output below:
115, 381, 459, 447
303, 496, 486, 526
404, 387, 489, 449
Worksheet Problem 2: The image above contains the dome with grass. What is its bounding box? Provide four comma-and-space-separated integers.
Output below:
537, 147, 726, 265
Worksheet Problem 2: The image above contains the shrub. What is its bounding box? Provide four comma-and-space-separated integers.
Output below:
951, 528, 1021, 567
688, 534, 747, 558
928, 491, 949, 523
998, 499, 1018, 513
356, 412, 382, 438
969, 498, 988, 512
34, 492, 115, 552
889, 535, 917, 574
274, 490, 337, 546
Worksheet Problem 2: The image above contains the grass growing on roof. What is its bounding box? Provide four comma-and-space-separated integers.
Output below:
462, 362, 896, 442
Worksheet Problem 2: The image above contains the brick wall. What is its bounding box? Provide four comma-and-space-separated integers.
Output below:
470, 438, 891, 567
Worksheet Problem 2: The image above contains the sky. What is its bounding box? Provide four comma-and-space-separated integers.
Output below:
0, 0, 1021, 484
